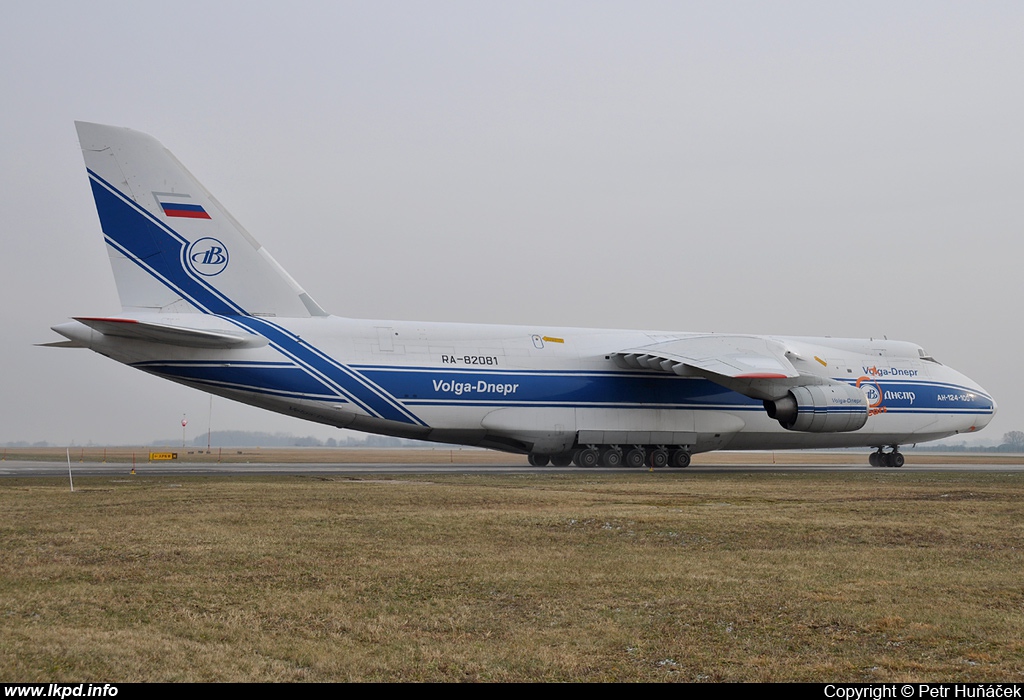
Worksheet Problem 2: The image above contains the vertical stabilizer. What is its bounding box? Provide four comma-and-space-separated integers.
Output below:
75, 121, 326, 318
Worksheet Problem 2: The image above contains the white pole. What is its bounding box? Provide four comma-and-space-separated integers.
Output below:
66, 447, 74, 492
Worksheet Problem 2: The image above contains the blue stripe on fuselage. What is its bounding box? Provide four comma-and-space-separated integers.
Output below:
352, 365, 996, 414
232, 316, 426, 425
134, 361, 339, 398
836, 378, 995, 414
354, 366, 756, 408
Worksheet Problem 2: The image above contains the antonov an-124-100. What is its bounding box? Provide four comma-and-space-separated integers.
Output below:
46, 122, 996, 468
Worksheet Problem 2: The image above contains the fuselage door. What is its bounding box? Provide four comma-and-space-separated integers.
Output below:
376, 326, 395, 352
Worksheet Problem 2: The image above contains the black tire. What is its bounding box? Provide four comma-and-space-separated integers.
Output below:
891, 452, 904, 468
577, 448, 600, 468
648, 448, 669, 468
601, 448, 623, 468
528, 453, 550, 467
670, 449, 691, 468
869, 452, 880, 467
624, 448, 646, 468
550, 452, 574, 467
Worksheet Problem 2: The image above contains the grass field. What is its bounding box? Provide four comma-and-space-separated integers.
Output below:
2, 471, 1023, 681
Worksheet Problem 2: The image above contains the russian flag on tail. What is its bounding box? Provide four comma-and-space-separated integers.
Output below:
154, 192, 211, 219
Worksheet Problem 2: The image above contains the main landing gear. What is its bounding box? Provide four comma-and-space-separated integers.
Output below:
869, 447, 905, 468
527, 445, 692, 469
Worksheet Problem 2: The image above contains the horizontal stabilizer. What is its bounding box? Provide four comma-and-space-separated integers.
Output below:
36, 339, 87, 348
73, 317, 267, 349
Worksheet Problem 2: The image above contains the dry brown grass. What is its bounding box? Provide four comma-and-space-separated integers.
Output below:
2, 472, 1023, 681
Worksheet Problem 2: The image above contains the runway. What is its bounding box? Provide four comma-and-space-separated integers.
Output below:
2, 459, 1022, 477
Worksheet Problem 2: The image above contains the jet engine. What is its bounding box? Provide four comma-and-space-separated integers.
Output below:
763, 383, 868, 433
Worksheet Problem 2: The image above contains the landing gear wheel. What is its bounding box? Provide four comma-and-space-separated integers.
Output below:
624, 448, 646, 468
670, 449, 691, 468
550, 452, 574, 467
528, 453, 550, 467
891, 451, 904, 468
575, 447, 600, 468
647, 448, 669, 469
869, 451, 881, 467
600, 448, 623, 467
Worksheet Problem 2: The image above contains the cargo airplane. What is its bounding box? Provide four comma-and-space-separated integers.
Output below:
46, 122, 996, 468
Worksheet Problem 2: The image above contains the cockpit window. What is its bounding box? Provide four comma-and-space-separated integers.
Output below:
918, 348, 941, 364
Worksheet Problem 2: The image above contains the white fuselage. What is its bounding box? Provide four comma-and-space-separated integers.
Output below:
57, 313, 996, 455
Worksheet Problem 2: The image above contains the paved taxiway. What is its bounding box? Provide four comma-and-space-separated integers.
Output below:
2, 459, 1022, 477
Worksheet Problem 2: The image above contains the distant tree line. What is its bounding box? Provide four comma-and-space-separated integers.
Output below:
158, 430, 433, 449
912, 431, 1024, 453
2, 432, 433, 448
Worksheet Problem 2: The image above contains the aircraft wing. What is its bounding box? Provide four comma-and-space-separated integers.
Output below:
611, 335, 808, 401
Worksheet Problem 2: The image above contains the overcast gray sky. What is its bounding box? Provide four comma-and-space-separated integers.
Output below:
2, 1, 1021, 446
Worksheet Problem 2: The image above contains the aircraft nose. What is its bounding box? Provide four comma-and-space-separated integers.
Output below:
968, 384, 997, 432
978, 392, 995, 425
942, 365, 997, 435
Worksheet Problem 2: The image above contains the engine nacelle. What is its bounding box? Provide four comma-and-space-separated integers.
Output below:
763, 383, 868, 433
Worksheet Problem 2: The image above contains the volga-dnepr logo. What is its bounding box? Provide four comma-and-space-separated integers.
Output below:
185, 237, 229, 276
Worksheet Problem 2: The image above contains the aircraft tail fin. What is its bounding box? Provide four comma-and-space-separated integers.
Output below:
75, 121, 327, 318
